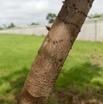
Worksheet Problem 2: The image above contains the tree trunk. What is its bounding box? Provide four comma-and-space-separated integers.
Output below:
18, 0, 94, 104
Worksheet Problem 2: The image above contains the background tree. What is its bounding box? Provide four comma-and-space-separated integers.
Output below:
30, 22, 39, 25
7, 23, 15, 29
46, 13, 56, 23
18, 0, 94, 104
89, 13, 103, 19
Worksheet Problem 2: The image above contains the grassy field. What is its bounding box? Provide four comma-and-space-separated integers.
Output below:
0, 34, 103, 104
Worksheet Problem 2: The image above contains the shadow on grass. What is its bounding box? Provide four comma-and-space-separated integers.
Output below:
49, 62, 103, 104
0, 62, 103, 104
56, 62, 102, 91
0, 67, 29, 104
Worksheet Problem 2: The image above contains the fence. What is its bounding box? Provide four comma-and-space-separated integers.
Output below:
0, 25, 48, 36
78, 19, 103, 42
0, 19, 103, 42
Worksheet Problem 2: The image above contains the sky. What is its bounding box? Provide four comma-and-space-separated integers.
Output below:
0, 0, 103, 27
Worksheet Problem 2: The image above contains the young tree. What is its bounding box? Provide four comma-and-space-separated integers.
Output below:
7, 23, 15, 29
46, 13, 56, 23
18, 0, 94, 104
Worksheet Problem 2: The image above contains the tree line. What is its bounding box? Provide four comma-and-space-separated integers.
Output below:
0, 13, 103, 30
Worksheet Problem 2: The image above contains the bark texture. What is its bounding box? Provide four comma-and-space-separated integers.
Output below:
18, 0, 94, 104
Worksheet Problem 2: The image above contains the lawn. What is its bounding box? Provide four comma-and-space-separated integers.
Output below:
0, 34, 103, 104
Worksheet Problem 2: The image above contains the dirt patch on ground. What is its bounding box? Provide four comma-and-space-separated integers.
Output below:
49, 89, 103, 104
90, 53, 103, 67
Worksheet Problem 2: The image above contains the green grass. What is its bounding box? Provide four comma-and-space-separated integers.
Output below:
0, 34, 103, 104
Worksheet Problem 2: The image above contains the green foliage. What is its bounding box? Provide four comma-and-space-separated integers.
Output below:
46, 13, 56, 23
0, 34, 103, 103
7, 23, 15, 29
31, 22, 39, 25
89, 13, 103, 19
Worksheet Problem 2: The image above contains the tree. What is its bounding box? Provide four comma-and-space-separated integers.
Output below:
46, 13, 56, 23
7, 23, 15, 29
31, 22, 39, 25
18, 0, 94, 104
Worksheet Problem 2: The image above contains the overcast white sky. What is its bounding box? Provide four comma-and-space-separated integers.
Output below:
0, 0, 103, 26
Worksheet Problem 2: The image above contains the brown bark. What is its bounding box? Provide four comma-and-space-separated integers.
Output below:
18, 0, 94, 104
